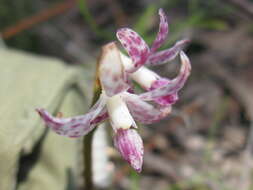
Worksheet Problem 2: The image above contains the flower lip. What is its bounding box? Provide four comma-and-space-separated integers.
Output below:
114, 129, 144, 172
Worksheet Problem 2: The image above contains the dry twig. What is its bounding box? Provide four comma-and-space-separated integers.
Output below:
1, 0, 75, 39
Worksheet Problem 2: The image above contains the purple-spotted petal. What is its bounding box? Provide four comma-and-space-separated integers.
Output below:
151, 8, 169, 52
147, 39, 189, 66
152, 93, 179, 106
36, 94, 108, 138
114, 129, 144, 172
150, 78, 179, 106
99, 42, 129, 97
140, 51, 191, 101
122, 92, 171, 124
150, 78, 169, 89
116, 28, 150, 73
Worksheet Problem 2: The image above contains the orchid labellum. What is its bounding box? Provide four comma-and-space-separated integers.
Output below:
37, 9, 191, 172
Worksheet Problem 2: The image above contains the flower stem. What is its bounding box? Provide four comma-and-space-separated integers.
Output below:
82, 62, 102, 190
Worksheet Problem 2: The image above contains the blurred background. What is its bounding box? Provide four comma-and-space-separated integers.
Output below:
1, 0, 253, 189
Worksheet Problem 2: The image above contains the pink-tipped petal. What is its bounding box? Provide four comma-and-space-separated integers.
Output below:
147, 39, 189, 66
150, 78, 179, 106
36, 94, 108, 138
140, 51, 191, 101
116, 28, 150, 73
99, 42, 129, 97
114, 129, 144, 172
122, 92, 172, 124
151, 8, 169, 52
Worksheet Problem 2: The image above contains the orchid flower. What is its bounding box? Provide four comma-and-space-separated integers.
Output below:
116, 8, 191, 106
36, 42, 178, 172
37, 8, 191, 173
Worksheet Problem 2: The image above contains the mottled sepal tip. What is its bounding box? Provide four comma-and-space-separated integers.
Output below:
114, 129, 144, 172
36, 93, 108, 138
151, 8, 169, 53
180, 51, 191, 71
116, 28, 150, 73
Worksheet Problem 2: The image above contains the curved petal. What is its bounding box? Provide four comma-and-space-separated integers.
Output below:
152, 93, 178, 106
140, 51, 191, 101
116, 28, 150, 73
147, 39, 189, 66
114, 129, 143, 172
36, 93, 108, 138
122, 92, 171, 124
151, 8, 169, 53
99, 42, 129, 97
150, 78, 179, 106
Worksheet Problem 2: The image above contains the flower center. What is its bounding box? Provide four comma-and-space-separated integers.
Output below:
120, 53, 158, 89
106, 94, 134, 130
